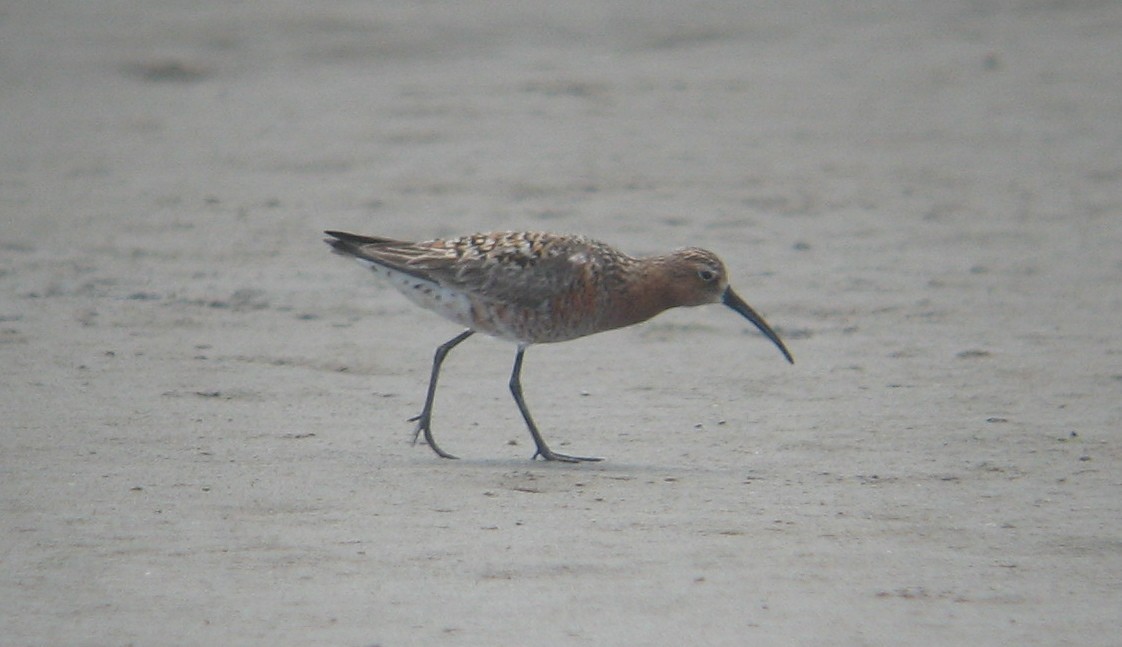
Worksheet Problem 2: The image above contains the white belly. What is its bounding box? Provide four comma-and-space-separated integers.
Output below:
355, 258, 479, 331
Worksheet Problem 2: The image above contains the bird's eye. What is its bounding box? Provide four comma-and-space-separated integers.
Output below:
697, 269, 717, 282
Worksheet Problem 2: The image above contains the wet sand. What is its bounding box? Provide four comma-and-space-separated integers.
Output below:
2, 2, 1121, 645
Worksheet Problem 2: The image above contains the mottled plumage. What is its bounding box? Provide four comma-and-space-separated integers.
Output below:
325, 230, 792, 462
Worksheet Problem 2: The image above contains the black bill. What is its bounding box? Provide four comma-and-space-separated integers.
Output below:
722, 287, 794, 364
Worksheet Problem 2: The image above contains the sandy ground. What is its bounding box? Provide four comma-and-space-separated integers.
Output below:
3, 2, 1121, 645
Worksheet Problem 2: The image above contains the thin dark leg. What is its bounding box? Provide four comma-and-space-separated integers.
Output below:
508, 345, 602, 463
408, 329, 474, 459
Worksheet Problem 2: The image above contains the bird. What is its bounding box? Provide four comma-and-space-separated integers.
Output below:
324, 230, 793, 462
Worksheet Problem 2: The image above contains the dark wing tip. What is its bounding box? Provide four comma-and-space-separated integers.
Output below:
324, 230, 407, 246
324, 230, 372, 244
323, 230, 366, 257
324, 230, 407, 259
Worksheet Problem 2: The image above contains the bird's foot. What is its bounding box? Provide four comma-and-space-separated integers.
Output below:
532, 447, 603, 463
407, 414, 458, 460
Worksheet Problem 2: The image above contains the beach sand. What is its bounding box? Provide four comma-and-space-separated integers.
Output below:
2, 2, 1120, 645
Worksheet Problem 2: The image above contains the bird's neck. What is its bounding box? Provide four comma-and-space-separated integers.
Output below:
600, 260, 677, 331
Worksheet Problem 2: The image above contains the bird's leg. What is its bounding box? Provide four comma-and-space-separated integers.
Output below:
508, 345, 602, 463
408, 329, 474, 459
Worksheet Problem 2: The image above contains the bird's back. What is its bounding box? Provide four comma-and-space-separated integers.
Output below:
325, 231, 633, 343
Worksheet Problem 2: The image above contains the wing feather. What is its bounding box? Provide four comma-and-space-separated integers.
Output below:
325, 231, 606, 308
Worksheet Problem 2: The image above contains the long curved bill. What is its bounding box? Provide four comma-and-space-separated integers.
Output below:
722, 287, 794, 364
